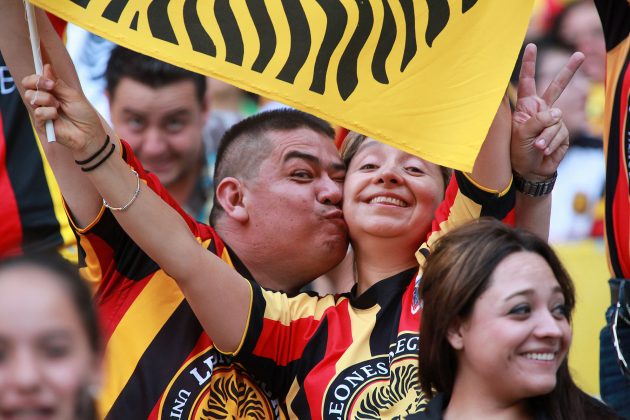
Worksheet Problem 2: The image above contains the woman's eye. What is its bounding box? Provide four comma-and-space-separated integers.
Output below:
508, 304, 531, 316
42, 343, 71, 359
360, 163, 377, 170
405, 166, 424, 175
552, 304, 569, 318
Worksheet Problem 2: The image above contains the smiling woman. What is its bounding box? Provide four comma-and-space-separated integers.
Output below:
0, 254, 102, 420
415, 218, 617, 420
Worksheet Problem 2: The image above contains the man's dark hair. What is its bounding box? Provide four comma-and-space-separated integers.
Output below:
105, 46, 206, 103
209, 109, 335, 225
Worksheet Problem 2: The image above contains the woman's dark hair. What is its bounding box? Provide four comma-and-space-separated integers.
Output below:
340, 131, 452, 190
0, 253, 100, 353
418, 218, 617, 420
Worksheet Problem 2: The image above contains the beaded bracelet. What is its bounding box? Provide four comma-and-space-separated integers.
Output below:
103, 169, 141, 212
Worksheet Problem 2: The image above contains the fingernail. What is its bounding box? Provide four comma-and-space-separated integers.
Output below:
44, 80, 54, 89
551, 109, 561, 119
536, 138, 546, 147
544, 147, 551, 155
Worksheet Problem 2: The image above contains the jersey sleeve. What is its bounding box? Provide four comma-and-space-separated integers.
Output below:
64, 139, 217, 334
594, 0, 630, 51
231, 283, 341, 400
416, 170, 515, 263
594, 0, 630, 278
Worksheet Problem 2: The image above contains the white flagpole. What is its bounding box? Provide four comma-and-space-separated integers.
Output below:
24, 1, 56, 142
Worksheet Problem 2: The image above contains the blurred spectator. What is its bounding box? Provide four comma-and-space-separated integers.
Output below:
105, 47, 213, 222
0, 253, 102, 419
551, 0, 607, 135
552, 0, 606, 83
535, 42, 605, 242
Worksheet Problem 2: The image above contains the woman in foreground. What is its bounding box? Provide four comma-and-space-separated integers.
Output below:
0, 254, 102, 420
414, 218, 617, 420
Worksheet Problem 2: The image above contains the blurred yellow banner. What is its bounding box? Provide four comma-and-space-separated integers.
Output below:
31, 0, 533, 171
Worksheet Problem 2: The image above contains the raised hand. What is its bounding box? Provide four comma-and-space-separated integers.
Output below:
511, 43, 585, 181
23, 64, 106, 156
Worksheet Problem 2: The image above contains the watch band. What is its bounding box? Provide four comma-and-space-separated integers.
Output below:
512, 171, 557, 197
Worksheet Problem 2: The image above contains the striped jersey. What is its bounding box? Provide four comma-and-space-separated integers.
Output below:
231, 172, 515, 419
70, 140, 283, 419
0, 53, 76, 260
595, 0, 630, 278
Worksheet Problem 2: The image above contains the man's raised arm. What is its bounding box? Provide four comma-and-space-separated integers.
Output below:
0, 1, 104, 226
23, 64, 251, 354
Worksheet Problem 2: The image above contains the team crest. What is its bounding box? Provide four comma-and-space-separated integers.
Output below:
323, 333, 427, 418
159, 348, 280, 419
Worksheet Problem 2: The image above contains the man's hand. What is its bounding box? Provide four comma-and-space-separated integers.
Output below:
23, 64, 106, 158
511, 43, 585, 181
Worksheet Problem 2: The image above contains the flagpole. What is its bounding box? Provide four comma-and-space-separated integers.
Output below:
24, 1, 56, 142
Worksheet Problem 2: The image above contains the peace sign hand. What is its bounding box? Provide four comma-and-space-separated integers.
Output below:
511, 43, 585, 181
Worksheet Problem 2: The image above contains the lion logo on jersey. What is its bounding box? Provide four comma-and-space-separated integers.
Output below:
323, 333, 427, 418
159, 348, 280, 419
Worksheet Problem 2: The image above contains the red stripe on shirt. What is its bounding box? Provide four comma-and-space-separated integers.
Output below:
253, 316, 323, 366
305, 299, 353, 420
87, 233, 152, 342
612, 65, 630, 276
0, 114, 23, 257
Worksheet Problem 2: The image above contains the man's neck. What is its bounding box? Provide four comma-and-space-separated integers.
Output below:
167, 163, 202, 211
214, 223, 303, 294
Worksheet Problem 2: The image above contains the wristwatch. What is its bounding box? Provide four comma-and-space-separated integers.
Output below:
512, 171, 557, 197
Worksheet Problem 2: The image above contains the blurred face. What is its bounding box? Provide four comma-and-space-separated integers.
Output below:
0, 266, 98, 420
559, 2, 606, 82
109, 78, 207, 187
451, 252, 572, 404
538, 50, 590, 135
343, 139, 444, 249
244, 128, 348, 283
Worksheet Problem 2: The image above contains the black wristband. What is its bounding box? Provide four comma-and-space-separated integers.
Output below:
513, 171, 557, 197
81, 143, 116, 172
74, 135, 110, 165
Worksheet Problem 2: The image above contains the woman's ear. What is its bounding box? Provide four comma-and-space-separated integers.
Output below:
447, 321, 465, 350
215, 177, 249, 223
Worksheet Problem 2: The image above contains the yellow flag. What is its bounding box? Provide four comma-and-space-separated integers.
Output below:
30, 0, 533, 171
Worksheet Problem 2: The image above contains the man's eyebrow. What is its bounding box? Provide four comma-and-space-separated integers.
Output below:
121, 108, 145, 117
284, 151, 346, 171
284, 150, 320, 165
163, 108, 192, 118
